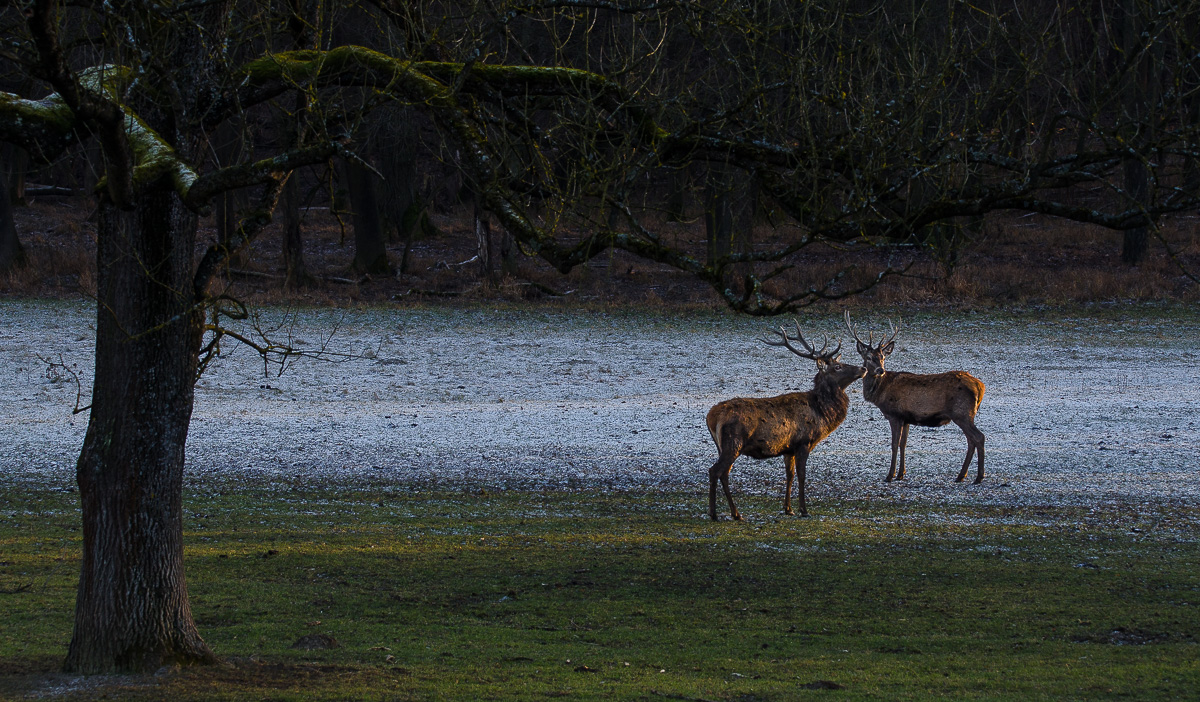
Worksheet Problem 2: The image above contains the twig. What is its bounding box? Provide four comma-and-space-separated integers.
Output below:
392, 288, 463, 298
198, 301, 361, 378
36, 353, 91, 414
228, 268, 367, 285
430, 255, 480, 270
227, 268, 281, 280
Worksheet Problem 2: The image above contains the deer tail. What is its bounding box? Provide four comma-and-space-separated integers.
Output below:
709, 419, 724, 453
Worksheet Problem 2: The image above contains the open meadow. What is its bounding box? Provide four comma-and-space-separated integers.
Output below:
1, 301, 1198, 700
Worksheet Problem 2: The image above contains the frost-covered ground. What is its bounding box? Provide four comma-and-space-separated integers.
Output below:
2, 300, 1198, 520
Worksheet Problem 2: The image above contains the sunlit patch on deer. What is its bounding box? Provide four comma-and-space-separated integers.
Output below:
705, 321, 866, 521
845, 312, 987, 484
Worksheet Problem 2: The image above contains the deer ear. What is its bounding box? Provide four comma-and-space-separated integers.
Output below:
856, 340, 869, 355
881, 341, 895, 355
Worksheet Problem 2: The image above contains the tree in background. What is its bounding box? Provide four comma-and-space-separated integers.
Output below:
2, 0, 1200, 674
0, 142, 28, 272
0, 153, 24, 271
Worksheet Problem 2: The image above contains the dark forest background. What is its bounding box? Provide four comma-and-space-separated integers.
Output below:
4, 181, 1197, 309
3, 0, 1198, 312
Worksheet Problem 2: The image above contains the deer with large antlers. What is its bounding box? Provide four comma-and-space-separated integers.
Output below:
844, 312, 986, 483
706, 322, 866, 520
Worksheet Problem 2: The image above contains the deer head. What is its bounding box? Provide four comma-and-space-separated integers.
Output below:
763, 320, 863, 389
844, 311, 900, 377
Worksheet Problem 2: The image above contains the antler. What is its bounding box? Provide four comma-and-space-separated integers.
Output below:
843, 311, 872, 347
763, 320, 841, 361
844, 311, 900, 350
884, 319, 900, 347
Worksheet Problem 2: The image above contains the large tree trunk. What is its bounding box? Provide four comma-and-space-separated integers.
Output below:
64, 190, 215, 674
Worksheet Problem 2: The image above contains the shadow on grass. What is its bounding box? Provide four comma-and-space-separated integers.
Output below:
2, 487, 1198, 700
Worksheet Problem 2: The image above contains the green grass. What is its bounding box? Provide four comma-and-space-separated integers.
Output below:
1, 485, 1198, 700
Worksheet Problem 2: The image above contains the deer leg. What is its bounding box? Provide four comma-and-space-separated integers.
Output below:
709, 447, 742, 521
953, 419, 976, 482
953, 419, 986, 483
954, 445, 974, 482
719, 469, 741, 521
795, 449, 810, 517
896, 423, 911, 480
885, 417, 903, 482
783, 454, 796, 515
974, 428, 985, 484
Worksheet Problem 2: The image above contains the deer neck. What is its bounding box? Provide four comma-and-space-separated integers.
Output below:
862, 369, 891, 403
811, 375, 851, 425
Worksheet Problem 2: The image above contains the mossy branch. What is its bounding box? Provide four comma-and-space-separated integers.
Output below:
0, 92, 76, 162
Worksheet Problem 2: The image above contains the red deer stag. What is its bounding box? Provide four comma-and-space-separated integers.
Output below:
706, 323, 866, 520
844, 312, 986, 484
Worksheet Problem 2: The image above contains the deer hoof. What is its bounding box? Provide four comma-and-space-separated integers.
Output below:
732, 513, 743, 521
973, 477, 984, 484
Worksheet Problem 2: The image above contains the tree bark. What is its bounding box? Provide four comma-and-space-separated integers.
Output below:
213, 121, 250, 268
0, 155, 25, 272
665, 166, 688, 223
374, 109, 418, 245
280, 1, 315, 289
1121, 160, 1150, 265
705, 162, 754, 266
475, 193, 494, 282
281, 175, 312, 288
2, 143, 27, 206
705, 180, 732, 264
64, 190, 215, 674
1119, 0, 1155, 265
341, 159, 392, 276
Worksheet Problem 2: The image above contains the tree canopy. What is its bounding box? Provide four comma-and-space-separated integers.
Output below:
5, 1, 1198, 314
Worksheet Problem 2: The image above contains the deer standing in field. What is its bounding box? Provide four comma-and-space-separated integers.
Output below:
844, 312, 986, 484
706, 322, 866, 520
